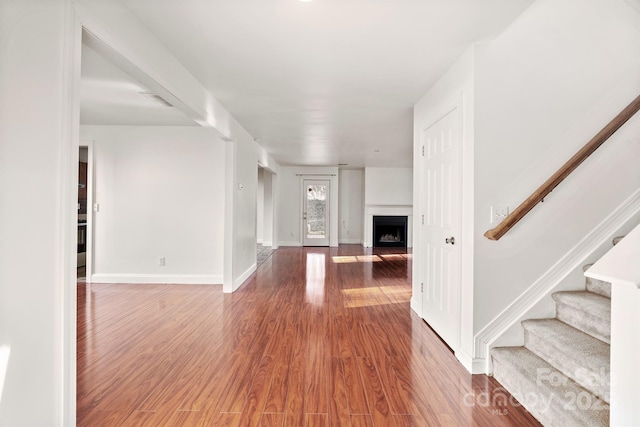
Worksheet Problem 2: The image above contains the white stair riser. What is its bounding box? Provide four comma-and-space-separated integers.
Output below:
555, 303, 610, 344
585, 277, 611, 298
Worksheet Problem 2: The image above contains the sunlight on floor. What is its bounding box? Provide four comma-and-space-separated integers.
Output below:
379, 253, 412, 261
332, 255, 383, 263
305, 253, 325, 306
332, 253, 412, 264
342, 286, 411, 308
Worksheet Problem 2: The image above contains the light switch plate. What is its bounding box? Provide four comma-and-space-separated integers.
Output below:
491, 205, 509, 224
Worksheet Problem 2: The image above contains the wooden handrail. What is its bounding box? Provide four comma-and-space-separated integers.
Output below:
485, 94, 640, 241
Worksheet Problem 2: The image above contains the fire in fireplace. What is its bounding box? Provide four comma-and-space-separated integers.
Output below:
372, 216, 408, 248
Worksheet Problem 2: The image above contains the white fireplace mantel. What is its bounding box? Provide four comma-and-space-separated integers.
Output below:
364, 205, 413, 248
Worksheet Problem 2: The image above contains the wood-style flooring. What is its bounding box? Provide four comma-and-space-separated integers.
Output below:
77, 246, 541, 426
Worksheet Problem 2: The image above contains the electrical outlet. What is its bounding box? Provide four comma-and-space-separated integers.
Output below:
490, 206, 509, 224
158, 257, 166, 266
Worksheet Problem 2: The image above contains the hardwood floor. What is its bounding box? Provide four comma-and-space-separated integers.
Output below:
77, 246, 541, 426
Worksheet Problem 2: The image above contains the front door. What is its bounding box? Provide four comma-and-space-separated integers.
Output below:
420, 107, 461, 351
302, 180, 330, 246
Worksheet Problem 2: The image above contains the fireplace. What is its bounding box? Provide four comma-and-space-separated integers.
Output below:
372, 216, 407, 248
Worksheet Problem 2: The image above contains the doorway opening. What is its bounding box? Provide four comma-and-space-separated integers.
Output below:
257, 166, 275, 267
77, 147, 89, 281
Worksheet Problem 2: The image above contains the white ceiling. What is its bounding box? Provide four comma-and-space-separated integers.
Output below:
86, 0, 534, 167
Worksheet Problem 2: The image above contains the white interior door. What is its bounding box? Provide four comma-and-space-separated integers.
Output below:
303, 180, 330, 246
420, 108, 461, 351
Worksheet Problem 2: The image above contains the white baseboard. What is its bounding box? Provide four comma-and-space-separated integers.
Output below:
456, 348, 474, 373
90, 274, 223, 285
474, 188, 640, 373
473, 357, 489, 375
262, 240, 273, 246
257, 238, 263, 244
231, 262, 257, 292
278, 241, 302, 247
410, 296, 421, 317
338, 239, 362, 244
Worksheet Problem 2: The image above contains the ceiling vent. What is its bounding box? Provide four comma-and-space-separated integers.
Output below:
139, 91, 173, 107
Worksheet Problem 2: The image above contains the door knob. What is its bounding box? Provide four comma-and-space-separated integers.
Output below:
445, 236, 455, 245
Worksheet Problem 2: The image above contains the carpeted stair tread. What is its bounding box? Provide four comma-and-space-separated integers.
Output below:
522, 318, 609, 403
491, 346, 609, 427
552, 291, 610, 343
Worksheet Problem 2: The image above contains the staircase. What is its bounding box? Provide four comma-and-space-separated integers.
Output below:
490, 237, 623, 427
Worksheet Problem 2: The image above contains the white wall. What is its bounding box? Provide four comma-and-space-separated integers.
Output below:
0, 0, 283, 422
413, 0, 640, 373
75, 0, 282, 293
80, 126, 225, 284
0, 0, 76, 424
338, 169, 364, 244
223, 127, 282, 292
473, 0, 640, 336
364, 167, 413, 206
227, 123, 260, 291
278, 167, 339, 247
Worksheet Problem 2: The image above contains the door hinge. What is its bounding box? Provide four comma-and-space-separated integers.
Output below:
421, 282, 424, 292
421, 214, 424, 225
421, 146, 425, 156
